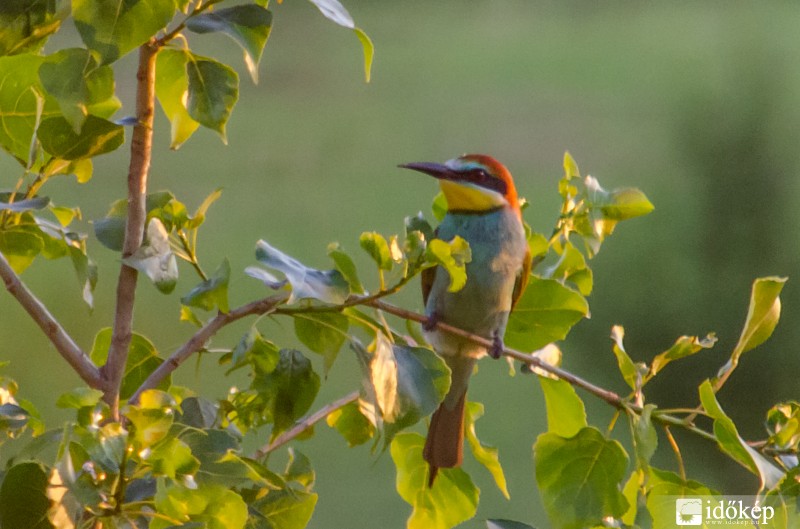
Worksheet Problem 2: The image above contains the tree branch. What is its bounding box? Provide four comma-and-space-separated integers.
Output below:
0, 251, 104, 389
253, 390, 359, 458
365, 299, 716, 442
129, 293, 288, 404
104, 42, 160, 417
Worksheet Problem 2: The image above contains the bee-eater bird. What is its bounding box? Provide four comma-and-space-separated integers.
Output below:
400, 154, 531, 485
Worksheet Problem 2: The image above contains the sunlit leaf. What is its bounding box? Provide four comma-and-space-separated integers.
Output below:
538, 376, 586, 438
147, 437, 200, 478
181, 258, 230, 313
534, 427, 629, 529
645, 467, 718, 529
610, 325, 637, 390
72, 0, 177, 64
425, 236, 471, 293
155, 48, 200, 149
719, 276, 787, 380
254, 239, 349, 305
391, 432, 479, 529
90, 328, 169, 400
326, 400, 374, 447
248, 487, 318, 529
186, 5, 273, 84
227, 327, 280, 375
699, 380, 784, 489
353, 27, 373, 83
505, 277, 589, 352
359, 231, 393, 271
649, 333, 716, 379
152, 481, 247, 529
465, 401, 508, 499
186, 55, 239, 143
0, 228, 44, 273
307, 0, 354, 28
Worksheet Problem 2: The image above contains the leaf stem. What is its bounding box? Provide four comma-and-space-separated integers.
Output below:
664, 425, 687, 481
0, 250, 104, 389
253, 390, 359, 458
104, 42, 160, 418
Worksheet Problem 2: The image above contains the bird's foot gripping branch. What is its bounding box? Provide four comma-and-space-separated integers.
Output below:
2, 149, 797, 529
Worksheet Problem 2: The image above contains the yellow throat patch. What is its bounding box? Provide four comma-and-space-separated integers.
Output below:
439, 180, 506, 212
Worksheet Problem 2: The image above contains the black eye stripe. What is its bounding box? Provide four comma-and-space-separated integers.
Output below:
465, 168, 507, 195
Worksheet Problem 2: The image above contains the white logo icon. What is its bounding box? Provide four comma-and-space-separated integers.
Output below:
676, 498, 703, 526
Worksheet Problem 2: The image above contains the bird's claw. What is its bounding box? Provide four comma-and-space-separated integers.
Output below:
489, 331, 504, 359
423, 312, 440, 332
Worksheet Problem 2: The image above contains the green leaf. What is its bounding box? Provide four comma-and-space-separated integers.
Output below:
425, 236, 471, 293
432, 192, 447, 222
0, 228, 44, 273
359, 231, 393, 271
487, 521, 536, 529
505, 277, 589, 352
534, 427, 629, 529
293, 312, 349, 374
645, 467, 717, 529
764, 468, 800, 529
147, 437, 201, 478
698, 379, 784, 489
307, 0, 354, 28
186, 5, 272, 84
72, 0, 177, 64
630, 404, 658, 469
37, 115, 124, 160
181, 258, 230, 313
0, 0, 67, 56
327, 242, 364, 294
538, 376, 587, 438
765, 401, 800, 451
254, 239, 349, 305
326, 400, 374, 447
621, 470, 642, 526
56, 387, 104, 409
152, 481, 248, 529
38, 48, 120, 132
610, 325, 638, 390
721, 276, 787, 378
542, 241, 593, 295
93, 198, 127, 251
186, 55, 239, 143
465, 401, 509, 499
227, 327, 280, 375
649, 333, 716, 379
366, 335, 450, 443
0, 403, 30, 433
284, 448, 315, 490
353, 27, 373, 83
248, 487, 318, 529
0, 53, 60, 167
89, 327, 169, 400
122, 218, 178, 294
0, 461, 53, 529
253, 349, 320, 438
391, 432, 479, 529
155, 48, 200, 149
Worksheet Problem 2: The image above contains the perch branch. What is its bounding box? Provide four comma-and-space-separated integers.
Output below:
0, 251, 104, 389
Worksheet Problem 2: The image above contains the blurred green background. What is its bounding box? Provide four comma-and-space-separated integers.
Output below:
2, 1, 800, 527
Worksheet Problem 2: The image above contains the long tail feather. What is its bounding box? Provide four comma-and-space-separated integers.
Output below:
423, 390, 467, 486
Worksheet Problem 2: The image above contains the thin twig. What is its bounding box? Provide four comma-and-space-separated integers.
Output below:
254, 391, 360, 458
104, 42, 160, 418
129, 294, 288, 404
664, 425, 686, 480
0, 251, 104, 389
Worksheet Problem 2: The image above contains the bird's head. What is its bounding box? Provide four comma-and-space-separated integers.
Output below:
400, 154, 520, 216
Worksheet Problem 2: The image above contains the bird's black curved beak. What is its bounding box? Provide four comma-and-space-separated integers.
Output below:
398, 162, 458, 181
